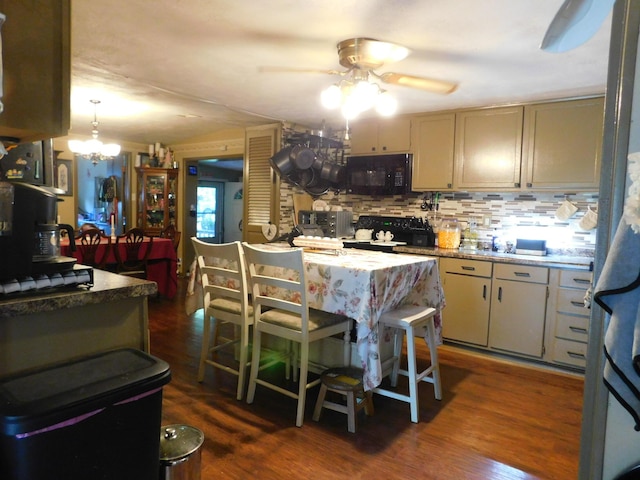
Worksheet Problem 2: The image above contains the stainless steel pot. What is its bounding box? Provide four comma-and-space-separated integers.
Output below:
159, 425, 204, 480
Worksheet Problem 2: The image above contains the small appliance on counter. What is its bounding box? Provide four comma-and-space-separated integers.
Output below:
515, 239, 547, 256
298, 210, 353, 238
0, 182, 78, 284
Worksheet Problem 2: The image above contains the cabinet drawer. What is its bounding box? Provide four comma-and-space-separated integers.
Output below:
440, 257, 492, 277
552, 338, 587, 369
493, 263, 548, 284
559, 269, 592, 289
555, 313, 589, 342
557, 288, 590, 315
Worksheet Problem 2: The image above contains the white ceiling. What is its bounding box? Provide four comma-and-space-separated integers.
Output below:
69, 0, 612, 146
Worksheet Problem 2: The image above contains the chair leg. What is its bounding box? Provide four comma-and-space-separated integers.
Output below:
312, 383, 328, 422
425, 316, 442, 400
236, 322, 251, 401
197, 313, 212, 382
296, 342, 309, 427
246, 328, 263, 404
390, 327, 404, 387
405, 325, 420, 423
346, 390, 357, 433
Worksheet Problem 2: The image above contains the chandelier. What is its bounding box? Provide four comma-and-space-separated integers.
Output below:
68, 99, 121, 165
320, 69, 397, 120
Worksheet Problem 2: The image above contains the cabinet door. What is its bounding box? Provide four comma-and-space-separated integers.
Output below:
489, 279, 547, 357
442, 272, 492, 346
455, 107, 523, 189
145, 172, 168, 230
0, 0, 70, 141
411, 113, 455, 191
377, 116, 411, 153
349, 118, 379, 154
523, 98, 604, 190
349, 117, 411, 154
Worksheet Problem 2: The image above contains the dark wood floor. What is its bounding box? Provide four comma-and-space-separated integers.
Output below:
151, 279, 584, 480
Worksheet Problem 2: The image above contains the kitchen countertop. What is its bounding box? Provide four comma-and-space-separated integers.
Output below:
0, 268, 158, 319
394, 245, 594, 270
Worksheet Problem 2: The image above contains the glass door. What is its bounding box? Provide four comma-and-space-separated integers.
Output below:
196, 182, 224, 242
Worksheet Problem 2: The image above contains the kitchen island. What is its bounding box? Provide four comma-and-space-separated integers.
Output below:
0, 269, 157, 377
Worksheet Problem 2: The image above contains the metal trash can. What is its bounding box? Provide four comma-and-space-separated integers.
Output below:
159, 424, 204, 480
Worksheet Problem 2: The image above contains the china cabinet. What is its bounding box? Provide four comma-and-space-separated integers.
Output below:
136, 167, 178, 235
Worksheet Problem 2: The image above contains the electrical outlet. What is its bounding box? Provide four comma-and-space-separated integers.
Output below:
482, 214, 492, 227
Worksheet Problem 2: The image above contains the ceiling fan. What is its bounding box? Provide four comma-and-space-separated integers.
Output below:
261, 37, 458, 96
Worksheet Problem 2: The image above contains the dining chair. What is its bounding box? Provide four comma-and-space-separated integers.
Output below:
160, 224, 181, 252
242, 242, 352, 427
191, 238, 253, 401
373, 305, 442, 423
75, 228, 111, 269
114, 227, 153, 278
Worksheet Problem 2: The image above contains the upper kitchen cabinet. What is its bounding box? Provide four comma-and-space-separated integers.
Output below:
454, 106, 524, 190
349, 116, 411, 155
411, 113, 455, 191
522, 97, 604, 191
0, 1, 70, 142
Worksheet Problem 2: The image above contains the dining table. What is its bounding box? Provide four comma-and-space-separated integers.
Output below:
61, 235, 178, 299
251, 244, 445, 390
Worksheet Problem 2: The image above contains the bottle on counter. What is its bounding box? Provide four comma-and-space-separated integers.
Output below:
438, 218, 461, 249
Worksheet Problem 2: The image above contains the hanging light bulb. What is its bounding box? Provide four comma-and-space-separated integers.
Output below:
320, 74, 398, 120
68, 100, 121, 165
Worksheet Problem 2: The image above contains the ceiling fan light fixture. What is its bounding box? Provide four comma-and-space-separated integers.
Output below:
320, 84, 342, 109
375, 91, 397, 117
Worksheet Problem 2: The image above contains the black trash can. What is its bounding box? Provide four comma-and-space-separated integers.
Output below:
0, 348, 171, 480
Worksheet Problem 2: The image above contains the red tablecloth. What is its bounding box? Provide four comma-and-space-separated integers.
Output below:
61, 236, 178, 298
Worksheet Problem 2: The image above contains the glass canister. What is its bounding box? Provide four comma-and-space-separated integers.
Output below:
438, 218, 461, 249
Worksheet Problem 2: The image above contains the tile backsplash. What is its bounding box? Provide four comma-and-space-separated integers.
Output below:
279, 184, 598, 254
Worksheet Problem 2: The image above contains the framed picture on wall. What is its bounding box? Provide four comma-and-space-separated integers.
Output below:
54, 159, 73, 196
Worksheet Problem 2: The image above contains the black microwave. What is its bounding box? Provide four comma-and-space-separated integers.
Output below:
345, 153, 412, 196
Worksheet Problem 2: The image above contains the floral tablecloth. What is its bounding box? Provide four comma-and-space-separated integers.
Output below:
255, 245, 445, 389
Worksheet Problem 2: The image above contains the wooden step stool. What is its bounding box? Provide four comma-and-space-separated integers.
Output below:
312, 367, 374, 433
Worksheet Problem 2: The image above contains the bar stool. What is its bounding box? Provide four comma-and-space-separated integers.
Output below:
312, 367, 374, 433
373, 305, 441, 423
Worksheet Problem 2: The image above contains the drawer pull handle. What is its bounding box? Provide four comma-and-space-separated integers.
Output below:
569, 326, 588, 334
567, 351, 586, 359
571, 300, 585, 307
483, 284, 487, 300
514, 272, 531, 277
498, 286, 503, 302
573, 278, 591, 284
461, 266, 476, 271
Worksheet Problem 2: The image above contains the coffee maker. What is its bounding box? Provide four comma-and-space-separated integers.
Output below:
0, 182, 76, 281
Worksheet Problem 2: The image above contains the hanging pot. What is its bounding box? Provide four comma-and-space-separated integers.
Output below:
328, 164, 345, 185
288, 168, 317, 188
304, 178, 331, 197
319, 160, 333, 181
311, 151, 325, 172
269, 146, 294, 176
290, 145, 316, 170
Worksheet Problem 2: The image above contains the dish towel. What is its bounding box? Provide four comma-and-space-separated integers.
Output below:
594, 217, 640, 430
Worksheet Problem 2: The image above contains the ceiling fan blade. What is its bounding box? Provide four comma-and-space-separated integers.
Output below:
378, 72, 458, 95
258, 66, 344, 76
540, 0, 615, 53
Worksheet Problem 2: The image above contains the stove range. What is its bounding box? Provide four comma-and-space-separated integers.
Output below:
345, 215, 435, 252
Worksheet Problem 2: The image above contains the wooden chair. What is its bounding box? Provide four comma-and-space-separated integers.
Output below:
372, 305, 442, 423
160, 224, 181, 252
191, 238, 253, 401
114, 228, 153, 278
242, 242, 352, 427
75, 228, 111, 269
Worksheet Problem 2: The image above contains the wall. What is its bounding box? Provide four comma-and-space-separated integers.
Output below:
278, 183, 598, 253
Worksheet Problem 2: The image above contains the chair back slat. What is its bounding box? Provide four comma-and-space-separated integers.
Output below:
76, 228, 111, 269
242, 243, 310, 335
114, 228, 153, 276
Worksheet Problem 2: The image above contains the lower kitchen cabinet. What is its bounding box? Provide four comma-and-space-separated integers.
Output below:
441, 258, 492, 346
546, 268, 592, 370
489, 264, 549, 358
